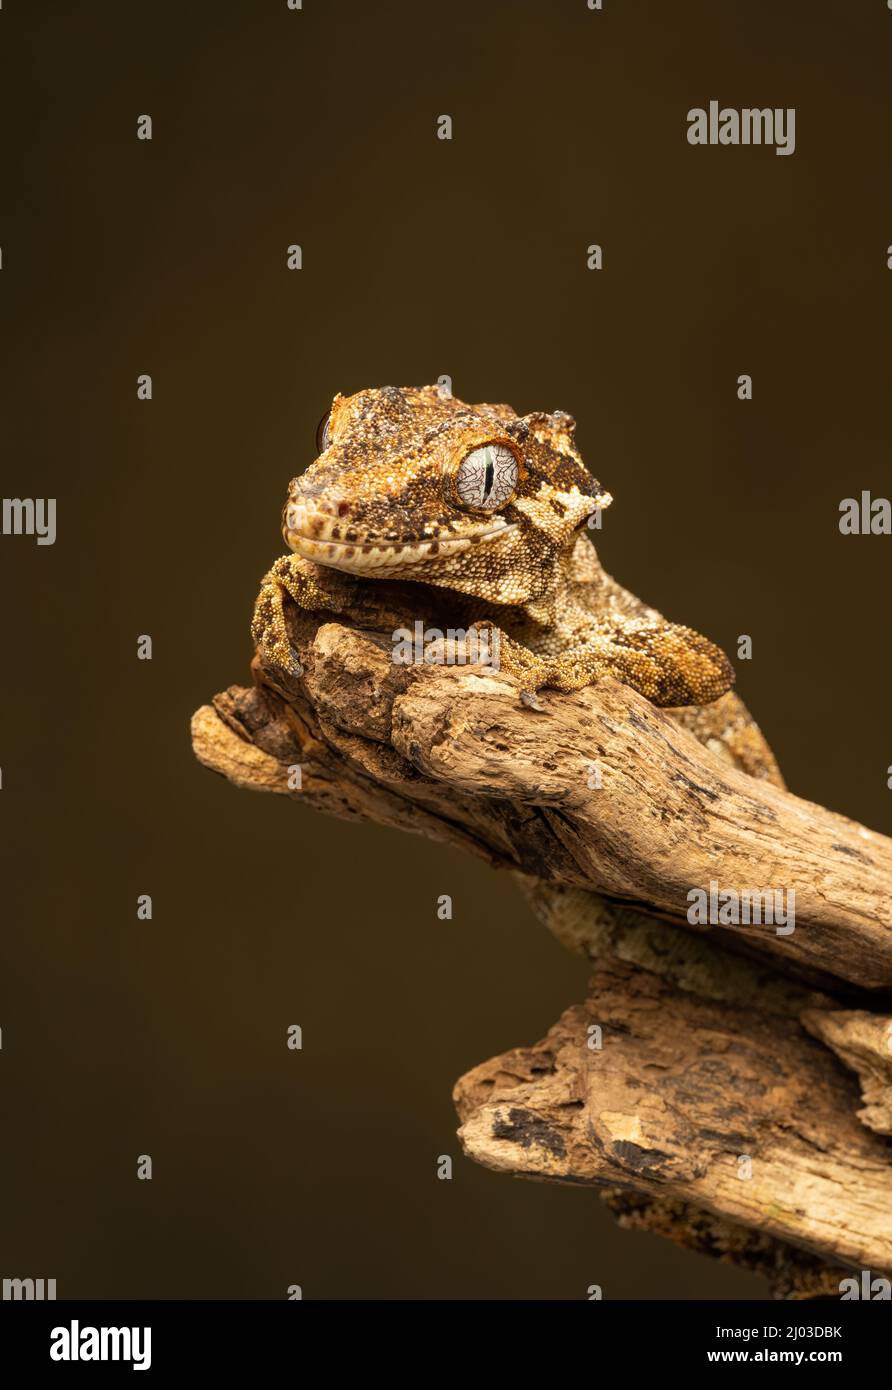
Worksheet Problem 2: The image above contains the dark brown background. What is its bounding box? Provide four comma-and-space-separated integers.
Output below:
1, 0, 890, 1299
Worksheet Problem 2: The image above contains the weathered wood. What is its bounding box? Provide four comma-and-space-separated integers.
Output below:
801, 1009, 892, 1136
453, 963, 892, 1285
193, 618, 892, 992
191, 602, 892, 1288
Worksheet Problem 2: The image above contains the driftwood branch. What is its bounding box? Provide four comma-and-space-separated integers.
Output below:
192, 603, 892, 1290
194, 618, 892, 990
457, 882, 892, 1290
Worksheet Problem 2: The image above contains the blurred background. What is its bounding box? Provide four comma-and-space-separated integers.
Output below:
1, 0, 890, 1298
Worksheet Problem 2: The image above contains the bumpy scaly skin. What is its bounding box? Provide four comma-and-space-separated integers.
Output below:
253, 385, 783, 787
253, 385, 734, 707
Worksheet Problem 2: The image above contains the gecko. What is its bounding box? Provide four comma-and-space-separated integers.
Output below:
252, 384, 782, 786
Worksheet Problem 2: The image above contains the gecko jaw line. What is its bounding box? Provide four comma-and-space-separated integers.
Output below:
285, 521, 518, 571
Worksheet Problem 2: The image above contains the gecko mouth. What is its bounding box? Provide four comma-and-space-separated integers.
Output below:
284, 506, 518, 573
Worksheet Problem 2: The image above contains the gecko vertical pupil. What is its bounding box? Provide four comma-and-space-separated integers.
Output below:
483, 458, 495, 500
454, 443, 518, 512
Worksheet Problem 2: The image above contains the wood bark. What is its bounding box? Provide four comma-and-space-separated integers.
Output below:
457, 884, 892, 1292
192, 604, 892, 1292
801, 1009, 892, 1136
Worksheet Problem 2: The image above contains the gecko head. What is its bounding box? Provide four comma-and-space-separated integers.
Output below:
281, 385, 612, 605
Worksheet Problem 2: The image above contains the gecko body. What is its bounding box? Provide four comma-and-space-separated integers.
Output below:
253, 385, 781, 785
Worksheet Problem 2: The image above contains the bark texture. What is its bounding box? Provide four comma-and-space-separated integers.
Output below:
801, 1009, 892, 1137
192, 605, 892, 1293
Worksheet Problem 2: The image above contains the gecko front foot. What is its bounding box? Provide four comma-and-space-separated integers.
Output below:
251, 554, 356, 675
587, 619, 734, 706
475, 617, 733, 706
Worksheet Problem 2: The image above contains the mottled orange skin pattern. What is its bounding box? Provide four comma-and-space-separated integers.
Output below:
253, 384, 736, 708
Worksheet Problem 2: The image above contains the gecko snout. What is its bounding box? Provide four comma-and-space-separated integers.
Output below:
283, 490, 354, 548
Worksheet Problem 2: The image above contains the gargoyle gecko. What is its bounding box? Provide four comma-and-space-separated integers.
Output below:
252, 385, 781, 786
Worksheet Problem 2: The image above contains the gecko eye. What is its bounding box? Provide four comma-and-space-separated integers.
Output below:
453, 443, 518, 512
315, 411, 332, 453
